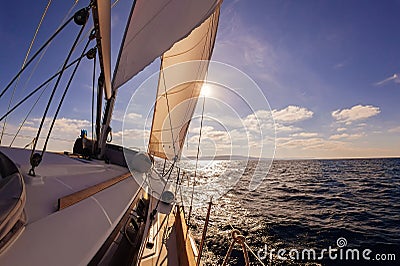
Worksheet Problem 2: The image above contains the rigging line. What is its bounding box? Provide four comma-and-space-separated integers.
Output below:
9, 80, 52, 147
76, 0, 121, 48
10, 0, 82, 147
0, 15, 74, 100
42, 39, 93, 155
111, 0, 121, 8
21, 0, 79, 94
160, 64, 178, 161
30, 14, 89, 163
2, 132, 73, 143
0, 0, 53, 145
187, 94, 206, 226
0, 54, 88, 123
21, 0, 53, 69
228, 223, 266, 266
150, 160, 176, 221
92, 52, 97, 145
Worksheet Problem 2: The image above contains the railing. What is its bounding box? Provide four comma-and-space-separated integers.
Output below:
0, 151, 26, 255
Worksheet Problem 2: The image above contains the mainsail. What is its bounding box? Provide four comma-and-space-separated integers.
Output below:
148, 7, 221, 160
112, 0, 221, 90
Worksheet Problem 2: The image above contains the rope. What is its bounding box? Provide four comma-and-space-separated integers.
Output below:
29, 10, 89, 175
23, 138, 36, 149
150, 160, 176, 221
42, 40, 93, 155
228, 223, 266, 266
196, 198, 212, 266
9, 80, 51, 147
111, 0, 121, 8
187, 95, 206, 225
1, 132, 74, 143
92, 49, 97, 146
222, 229, 250, 266
0, 0, 53, 145
0, 54, 90, 123
0, 15, 74, 100
6, 1, 81, 147
20, 0, 79, 95
160, 65, 178, 161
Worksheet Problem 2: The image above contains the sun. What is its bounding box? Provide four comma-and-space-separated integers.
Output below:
200, 83, 212, 97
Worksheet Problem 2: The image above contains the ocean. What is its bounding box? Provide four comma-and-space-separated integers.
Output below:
179, 158, 400, 265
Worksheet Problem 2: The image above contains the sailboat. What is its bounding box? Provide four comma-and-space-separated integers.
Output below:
0, 0, 223, 265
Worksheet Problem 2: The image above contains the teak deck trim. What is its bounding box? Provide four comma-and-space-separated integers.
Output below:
57, 172, 132, 210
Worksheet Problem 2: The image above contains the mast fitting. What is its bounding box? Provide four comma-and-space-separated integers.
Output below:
74, 8, 90, 26
28, 153, 42, 176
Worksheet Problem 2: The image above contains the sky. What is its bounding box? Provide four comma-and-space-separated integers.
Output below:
0, 0, 399, 159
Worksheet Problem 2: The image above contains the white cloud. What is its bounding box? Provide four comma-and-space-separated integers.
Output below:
243, 110, 274, 133
275, 123, 302, 133
278, 137, 345, 150
337, 127, 346, 132
113, 128, 150, 150
329, 133, 364, 140
2, 117, 92, 151
272, 105, 313, 123
332, 104, 380, 124
27, 117, 91, 135
291, 132, 319, 138
388, 126, 400, 133
113, 128, 149, 138
125, 112, 143, 120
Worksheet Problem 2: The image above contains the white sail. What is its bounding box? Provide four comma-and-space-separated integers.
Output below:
112, 0, 221, 90
93, 0, 112, 99
148, 6, 220, 160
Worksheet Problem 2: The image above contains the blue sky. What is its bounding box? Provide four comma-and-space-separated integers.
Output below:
1, 0, 399, 158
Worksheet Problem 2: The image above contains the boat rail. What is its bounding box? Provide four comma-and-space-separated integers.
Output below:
0, 151, 26, 255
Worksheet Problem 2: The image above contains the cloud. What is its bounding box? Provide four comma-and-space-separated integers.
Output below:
243, 109, 274, 133
112, 128, 150, 150
189, 125, 231, 143
337, 127, 346, 132
329, 133, 364, 140
332, 104, 380, 124
278, 137, 345, 151
374, 73, 400, 86
2, 117, 92, 151
272, 105, 313, 123
388, 126, 400, 133
291, 132, 319, 138
275, 123, 302, 132
333, 62, 345, 69
113, 128, 149, 138
26, 117, 91, 135
125, 112, 143, 120
215, 7, 274, 69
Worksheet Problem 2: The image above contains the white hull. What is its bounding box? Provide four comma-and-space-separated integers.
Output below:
0, 146, 200, 265
0, 147, 143, 265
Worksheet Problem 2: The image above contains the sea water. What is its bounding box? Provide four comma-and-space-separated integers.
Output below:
181, 158, 400, 265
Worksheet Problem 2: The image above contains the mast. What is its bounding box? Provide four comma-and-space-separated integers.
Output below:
98, 0, 137, 158
91, 0, 112, 154
91, 0, 112, 100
